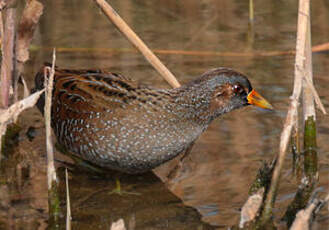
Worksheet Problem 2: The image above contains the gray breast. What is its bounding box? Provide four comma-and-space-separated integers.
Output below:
61, 107, 203, 174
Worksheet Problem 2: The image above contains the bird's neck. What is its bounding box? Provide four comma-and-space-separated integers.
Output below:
168, 86, 215, 127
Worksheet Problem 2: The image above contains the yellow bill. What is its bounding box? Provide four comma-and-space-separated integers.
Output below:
247, 89, 274, 110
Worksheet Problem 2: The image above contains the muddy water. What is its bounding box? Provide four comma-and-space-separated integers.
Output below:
1, 0, 329, 229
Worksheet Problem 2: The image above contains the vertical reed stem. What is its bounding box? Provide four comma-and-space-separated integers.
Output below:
302, 13, 317, 181
259, 0, 310, 224
15, 0, 44, 102
247, 0, 255, 47
249, 0, 254, 22
45, 49, 60, 229
1, 7, 16, 108
66, 168, 71, 230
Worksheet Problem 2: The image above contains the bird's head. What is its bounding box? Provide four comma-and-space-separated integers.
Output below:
178, 68, 273, 123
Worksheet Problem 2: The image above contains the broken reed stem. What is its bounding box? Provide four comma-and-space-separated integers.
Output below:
16, 0, 44, 64
45, 49, 57, 189
0, 89, 44, 162
260, 0, 310, 223
0, 7, 16, 108
110, 219, 126, 230
44, 49, 60, 226
93, 0, 181, 88
289, 193, 328, 230
65, 168, 71, 230
15, 0, 44, 101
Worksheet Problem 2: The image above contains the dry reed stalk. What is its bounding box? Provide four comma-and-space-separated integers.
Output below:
44, 49, 57, 190
301, 3, 319, 184
0, 7, 16, 108
299, 12, 326, 116
44, 49, 60, 227
16, 0, 43, 64
311, 42, 329, 52
260, 0, 326, 223
249, 0, 254, 22
290, 202, 318, 230
11, 0, 43, 120
111, 219, 126, 230
15, 0, 43, 100
0, 89, 44, 160
93, 0, 181, 88
239, 188, 264, 228
0, 11, 3, 45
302, 17, 315, 120
65, 168, 71, 230
247, 0, 255, 49
260, 0, 310, 223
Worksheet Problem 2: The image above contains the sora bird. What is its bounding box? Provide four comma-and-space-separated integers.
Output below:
34, 64, 273, 174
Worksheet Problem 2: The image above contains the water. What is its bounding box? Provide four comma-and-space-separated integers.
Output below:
1, 0, 329, 229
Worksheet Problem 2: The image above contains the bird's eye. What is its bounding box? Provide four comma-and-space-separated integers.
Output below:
233, 84, 244, 94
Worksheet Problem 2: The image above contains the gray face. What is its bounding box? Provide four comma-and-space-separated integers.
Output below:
209, 78, 251, 117
179, 67, 253, 122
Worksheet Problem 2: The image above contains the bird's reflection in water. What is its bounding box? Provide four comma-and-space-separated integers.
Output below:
55, 162, 215, 229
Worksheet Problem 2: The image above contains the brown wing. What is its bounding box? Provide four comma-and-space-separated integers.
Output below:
34, 63, 138, 114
